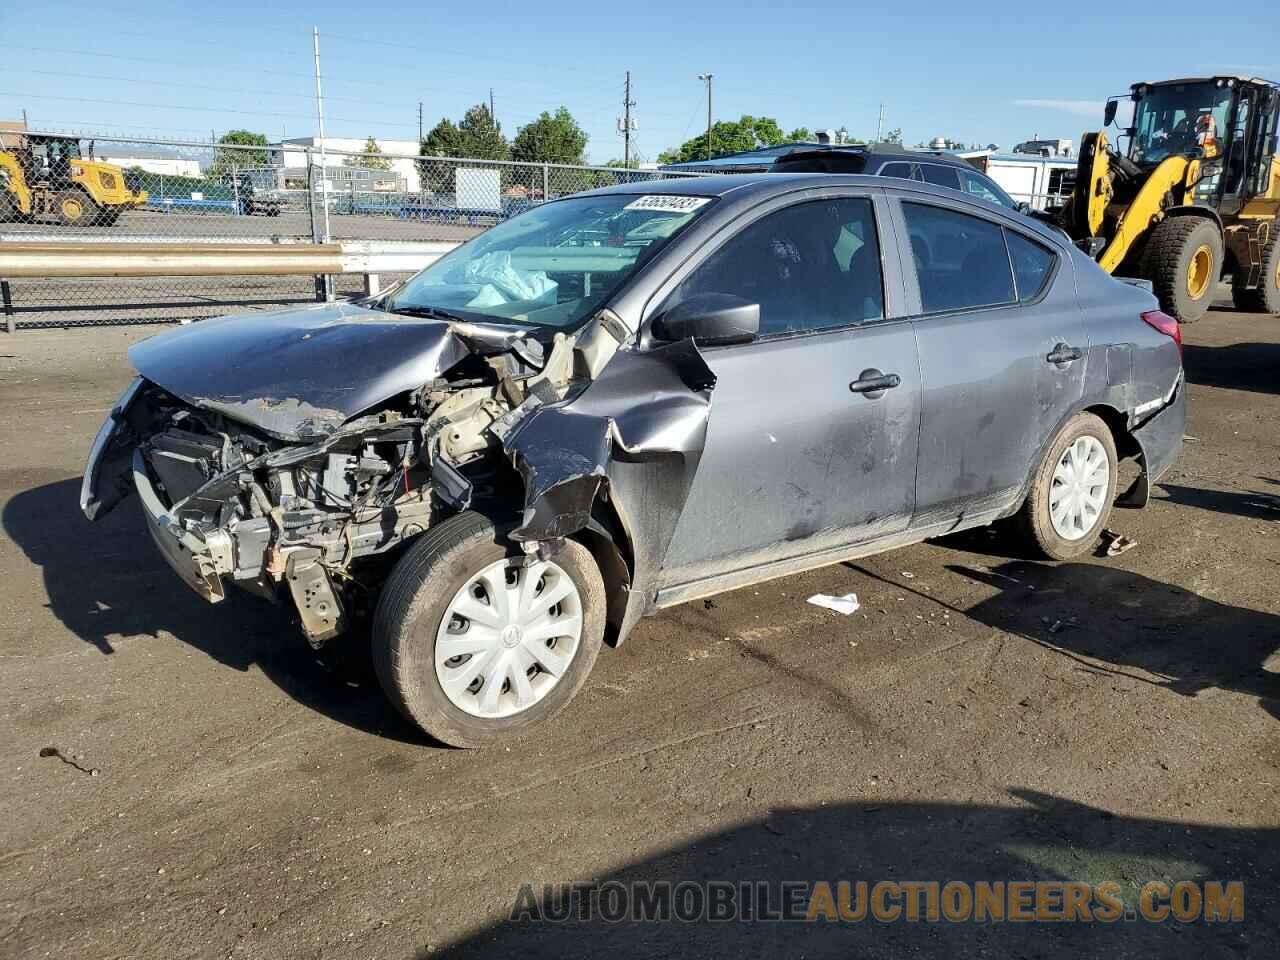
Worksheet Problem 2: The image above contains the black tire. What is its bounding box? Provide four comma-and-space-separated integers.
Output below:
54, 189, 101, 226
371, 511, 606, 748
0, 190, 19, 224
1140, 216, 1223, 323
1230, 237, 1280, 315
1014, 412, 1118, 560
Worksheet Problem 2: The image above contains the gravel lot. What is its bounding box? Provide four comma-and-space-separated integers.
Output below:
1, 299, 1277, 958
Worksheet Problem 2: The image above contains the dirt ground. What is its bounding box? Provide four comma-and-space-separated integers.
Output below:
1, 296, 1277, 959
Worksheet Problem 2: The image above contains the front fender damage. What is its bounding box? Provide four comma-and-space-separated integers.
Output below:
502, 339, 717, 644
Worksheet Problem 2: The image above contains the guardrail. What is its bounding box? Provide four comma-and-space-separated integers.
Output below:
0, 239, 459, 332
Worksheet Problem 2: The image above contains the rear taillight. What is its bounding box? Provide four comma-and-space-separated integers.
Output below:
1141, 310, 1181, 352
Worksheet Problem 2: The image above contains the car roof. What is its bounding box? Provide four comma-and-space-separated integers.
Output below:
580, 173, 1068, 247
778, 147, 978, 170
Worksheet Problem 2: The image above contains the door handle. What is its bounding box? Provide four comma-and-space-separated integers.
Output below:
1046, 343, 1083, 365
849, 369, 901, 398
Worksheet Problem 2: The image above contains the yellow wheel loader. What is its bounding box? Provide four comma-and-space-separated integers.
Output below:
0, 134, 147, 228
1061, 76, 1280, 321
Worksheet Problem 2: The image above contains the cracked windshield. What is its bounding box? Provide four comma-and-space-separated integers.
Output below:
386, 193, 713, 328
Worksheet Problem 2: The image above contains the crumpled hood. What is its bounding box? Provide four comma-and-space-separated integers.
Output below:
129, 302, 472, 440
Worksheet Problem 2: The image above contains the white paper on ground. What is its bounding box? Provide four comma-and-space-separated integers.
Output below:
806, 592, 861, 615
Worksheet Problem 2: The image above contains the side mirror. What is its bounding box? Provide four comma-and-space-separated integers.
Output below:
1015, 201, 1033, 215
651, 293, 759, 346
1103, 99, 1119, 127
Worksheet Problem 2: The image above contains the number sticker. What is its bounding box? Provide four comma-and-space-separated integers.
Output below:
622, 195, 712, 214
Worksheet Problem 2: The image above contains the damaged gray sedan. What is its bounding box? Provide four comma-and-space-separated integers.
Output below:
81, 174, 1185, 746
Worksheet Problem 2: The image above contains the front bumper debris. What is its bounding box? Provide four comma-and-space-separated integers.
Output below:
132, 448, 233, 603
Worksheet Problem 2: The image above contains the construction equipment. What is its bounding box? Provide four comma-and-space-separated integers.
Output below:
1061, 76, 1280, 321
0, 133, 147, 227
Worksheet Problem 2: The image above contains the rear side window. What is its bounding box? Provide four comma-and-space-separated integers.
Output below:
960, 169, 1016, 209
662, 197, 885, 336
919, 164, 962, 189
879, 161, 915, 180
902, 202, 1015, 313
1006, 230, 1056, 301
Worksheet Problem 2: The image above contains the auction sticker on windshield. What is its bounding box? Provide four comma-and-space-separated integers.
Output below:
623, 195, 712, 214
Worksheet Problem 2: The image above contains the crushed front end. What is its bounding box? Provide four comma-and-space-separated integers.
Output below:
80, 312, 597, 647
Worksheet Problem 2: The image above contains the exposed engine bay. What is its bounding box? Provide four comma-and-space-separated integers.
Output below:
80, 303, 697, 647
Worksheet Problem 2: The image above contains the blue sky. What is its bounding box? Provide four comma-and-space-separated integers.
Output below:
2, 0, 1278, 163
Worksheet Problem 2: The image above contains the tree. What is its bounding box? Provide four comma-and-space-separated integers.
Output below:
511, 107, 588, 166
418, 119, 465, 192
882, 127, 904, 145
658, 115, 790, 164
421, 118, 464, 158
786, 127, 813, 142
208, 129, 268, 176
457, 103, 509, 161
346, 136, 392, 170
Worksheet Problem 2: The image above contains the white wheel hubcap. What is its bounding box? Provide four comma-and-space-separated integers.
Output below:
435, 557, 583, 719
1049, 435, 1110, 541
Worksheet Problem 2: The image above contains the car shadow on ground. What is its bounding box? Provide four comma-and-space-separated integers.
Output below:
428, 791, 1279, 958
950, 561, 1280, 721
1182, 340, 1280, 395
1154, 482, 1280, 521
3, 478, 429, 746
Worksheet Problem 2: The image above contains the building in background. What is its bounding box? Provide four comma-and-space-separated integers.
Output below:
100, 155, 201, 177
272, 137, 417, 192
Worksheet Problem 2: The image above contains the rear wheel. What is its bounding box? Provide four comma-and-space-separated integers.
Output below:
372, 511, 606, 747
0, 190, 21, 225
55, 189, 101, 227
1014, 412, 1118, 560
1231, 238, 1280, 315
1141, 216, 1222, 323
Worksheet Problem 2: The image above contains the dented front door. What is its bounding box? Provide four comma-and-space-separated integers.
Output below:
658, 321, 921, 586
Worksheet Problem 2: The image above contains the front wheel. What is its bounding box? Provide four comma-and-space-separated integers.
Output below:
372, 511, 606, 747
1014, 412, 1118, 560
1140, 216, 1222, 323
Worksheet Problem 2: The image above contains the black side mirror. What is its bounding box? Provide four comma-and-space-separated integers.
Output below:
1103, 100, 1118, 127
1015, 201, 1033, 215
652, 293, 759, 346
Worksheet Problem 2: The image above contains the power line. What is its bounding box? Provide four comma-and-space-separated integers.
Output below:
5, 91, 422, 131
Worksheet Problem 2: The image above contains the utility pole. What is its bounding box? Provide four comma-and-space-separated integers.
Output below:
489, 88, 496, 123
418, 102, 424, 143
876, 103, 885, 143
312, 26, 332, 297
619, 71, 636, 168
697, 73, 714, 160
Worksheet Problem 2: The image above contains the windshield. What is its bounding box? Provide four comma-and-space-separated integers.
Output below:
386, 193, 713, 329
1130, 81, 1233, 165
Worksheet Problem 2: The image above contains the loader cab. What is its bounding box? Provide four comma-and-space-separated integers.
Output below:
1119, 77, 1280, 215
27, 136, 82, 186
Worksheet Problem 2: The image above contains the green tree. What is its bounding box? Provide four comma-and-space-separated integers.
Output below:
511, 107, 588, 166
786, 127, 813, 142
883, 127, 904, 145
208, 129, 268, 176
346, 136, 393, 170
658, 115, 790, 164
457, 103, 509, 161
418, 119, 464, 192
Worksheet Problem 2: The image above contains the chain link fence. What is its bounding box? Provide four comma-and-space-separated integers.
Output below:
0, 133, 700, 328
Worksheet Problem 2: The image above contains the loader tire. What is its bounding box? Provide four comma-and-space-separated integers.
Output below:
1140, 216, 1222, 324
55, 189, 102, 227
0, 190, 20, 225
1231, 238, 1280, 315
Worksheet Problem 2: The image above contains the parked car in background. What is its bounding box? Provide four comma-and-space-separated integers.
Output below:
81, 174, 1184, 747
772, 145, 1024, 211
